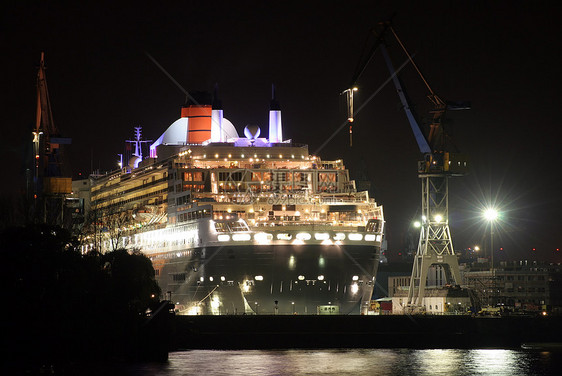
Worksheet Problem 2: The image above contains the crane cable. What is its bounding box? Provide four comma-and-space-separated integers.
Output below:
390, 27, 445, 107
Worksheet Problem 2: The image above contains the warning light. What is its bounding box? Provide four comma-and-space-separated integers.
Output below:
532, 248, 536, 251
500, 247, 503, 251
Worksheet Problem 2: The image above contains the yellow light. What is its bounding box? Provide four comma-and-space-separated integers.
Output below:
232, 233, 251, 241
314, 233, 330, 240
277, 233, 292, 240
296, 233, 311, 241
348, 233, 363, 241
254, 232, 272, 244
210, 296, 220, 310
333, 233, 346, 241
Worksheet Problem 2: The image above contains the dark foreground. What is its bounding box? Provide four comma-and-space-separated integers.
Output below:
172, 314, 562, 350
8, 314, 562, 374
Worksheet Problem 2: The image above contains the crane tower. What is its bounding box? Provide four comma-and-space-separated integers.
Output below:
345, 21, 469, 311
32, 52, 72, 225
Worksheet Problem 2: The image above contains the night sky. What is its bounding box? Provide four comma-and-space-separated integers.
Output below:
3, 1, 561, 261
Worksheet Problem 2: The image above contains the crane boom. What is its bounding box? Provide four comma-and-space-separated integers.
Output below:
344, 20, 470, 313
380, 45, 431, 155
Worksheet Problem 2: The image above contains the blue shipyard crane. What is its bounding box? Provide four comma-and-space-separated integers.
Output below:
345, 20, 470, 310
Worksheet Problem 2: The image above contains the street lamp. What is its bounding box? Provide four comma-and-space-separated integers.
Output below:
483, 208, 499, 272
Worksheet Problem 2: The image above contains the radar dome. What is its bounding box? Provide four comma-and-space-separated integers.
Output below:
128, 155, 141, 169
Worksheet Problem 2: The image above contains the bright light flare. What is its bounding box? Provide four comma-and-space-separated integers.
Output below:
483, 208, 499, 222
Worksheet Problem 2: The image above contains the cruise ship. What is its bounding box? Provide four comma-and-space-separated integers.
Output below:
84, 90, 384, 315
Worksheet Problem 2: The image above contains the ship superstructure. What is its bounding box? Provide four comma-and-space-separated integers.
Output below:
84, 90, 384, 315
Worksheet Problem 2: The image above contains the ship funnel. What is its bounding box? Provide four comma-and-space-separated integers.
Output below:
181, 91, 212, 144
268, 84, 283, 143
211, 84, 224, 142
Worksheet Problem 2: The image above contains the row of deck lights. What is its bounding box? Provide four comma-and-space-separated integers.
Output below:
183, 153, 318, 162
201, 153, 308, 160
217, 232, 380, 243
213, 153, 301, 159
180, 150, 326, 163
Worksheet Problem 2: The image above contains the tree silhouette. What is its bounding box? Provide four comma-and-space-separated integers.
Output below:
1, 224, 162, 370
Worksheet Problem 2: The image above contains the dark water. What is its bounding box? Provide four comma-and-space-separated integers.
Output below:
102, 349, 562, 376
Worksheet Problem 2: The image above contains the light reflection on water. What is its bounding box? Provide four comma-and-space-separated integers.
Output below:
127, 349, 562, 376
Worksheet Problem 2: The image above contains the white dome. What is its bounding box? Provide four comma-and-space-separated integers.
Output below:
221, 118, 239, 140
160, 117, 188, 145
